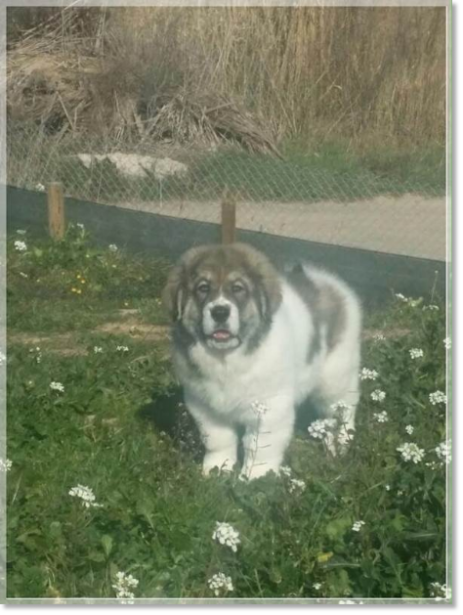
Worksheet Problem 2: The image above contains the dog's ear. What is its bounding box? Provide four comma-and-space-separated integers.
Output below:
233, 243, 282, 318
162, 246, 211, 321
162, 264, 186, 322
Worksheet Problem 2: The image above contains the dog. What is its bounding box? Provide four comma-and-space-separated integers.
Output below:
162, 243, 362, 480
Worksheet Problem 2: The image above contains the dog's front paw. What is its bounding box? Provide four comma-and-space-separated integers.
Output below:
202, 452, 236, 476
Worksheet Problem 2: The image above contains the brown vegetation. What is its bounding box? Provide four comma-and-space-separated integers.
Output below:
7, 5, 446, 150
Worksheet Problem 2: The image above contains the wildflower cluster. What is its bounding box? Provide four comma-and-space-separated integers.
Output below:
14, 240, 27, 252
116, 345, 129, 353
409, 348, 424, 360
352, 520, 365, 532
0, 458, 12, 472
50, 381, 65, 393
373, 411, 388, 423
371, 389, 386, 402
405, 425, 414, 435
435, 440, 451, 465
429, 582, 451, 601
359, 368, 378, 381
308, 418, 336, 440
29, 346, 42, 363
397, 443, 425, 464
207, 572, 234, 596
112, 571, 139, 601
69, 484, 102, 509
212, 522, 241, 552
429, 391, 447, 406
288, 478, 306, 494
443, 337, 451, 350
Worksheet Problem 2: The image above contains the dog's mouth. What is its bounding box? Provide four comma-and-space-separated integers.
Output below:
211, 329, 233, 341
206, 329, 241, 350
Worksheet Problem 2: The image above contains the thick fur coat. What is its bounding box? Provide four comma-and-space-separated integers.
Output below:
163, 243, 362, 479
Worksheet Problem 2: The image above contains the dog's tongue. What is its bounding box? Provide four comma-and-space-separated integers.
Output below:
213, 330, 231, 341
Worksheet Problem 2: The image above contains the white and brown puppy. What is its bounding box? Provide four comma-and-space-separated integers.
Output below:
163, 243, 362, 480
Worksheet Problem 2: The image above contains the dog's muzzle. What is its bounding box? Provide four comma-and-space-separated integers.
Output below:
203, 299, 240, 350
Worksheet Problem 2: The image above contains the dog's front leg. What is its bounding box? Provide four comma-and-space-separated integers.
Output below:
186, 398, 238, 475
240, 397, 295, 480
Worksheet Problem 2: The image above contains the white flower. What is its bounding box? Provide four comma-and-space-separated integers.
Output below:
435, 440, 451, 465
405, 425, 414, 435
397, 442, 426, 464
212, 522, 241, 552
50, 381, 65, 393
109, 244, 118, 252
313, 582, 322, 591
373, 333, 386, 343
0, 351, 5, 366
69, 484, 102, 508
444, 337, 451, 350
288, 478, 306, 494
16, 229, 27, 235
429, 391, 447, 405
371, 389, 386, 402
385, 484, 391, 491
35, 183, 45, 191
76, 223, 85, 230
116, 346, 129, 353
426, 461, 442, 470
423, 304, 440, 311
280, 466, 292, 477
207, 572, 234, 596
373, 411, 388, 423
14, 240, 27, 252
352, 520, 365, 532
329, 400, 351, 414
250, 400, 268, 416
395, 294, 422, 307
112, 571, 139, 601
429, 582, 451, 600
0, 459, 12, 472
308, 418, 336, 440
409, 348, 424, 359
359, 368, 379, 381
93, 346, 103, 354
19, 272, 28, 278
29, 346, 42, 363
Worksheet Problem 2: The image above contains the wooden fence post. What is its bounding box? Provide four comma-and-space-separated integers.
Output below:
221, 189, 236, 244
47, 182, 66, 240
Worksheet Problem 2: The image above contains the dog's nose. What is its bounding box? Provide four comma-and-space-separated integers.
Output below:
211, 304, 231, 323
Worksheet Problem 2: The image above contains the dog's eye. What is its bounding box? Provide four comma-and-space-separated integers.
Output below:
196, 282, 210, 294
232, 283, 246, 294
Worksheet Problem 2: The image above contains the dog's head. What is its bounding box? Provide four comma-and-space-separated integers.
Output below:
163, 243, 282, 353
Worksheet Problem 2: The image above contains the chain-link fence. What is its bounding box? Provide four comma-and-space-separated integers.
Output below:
7, 124, 446, 261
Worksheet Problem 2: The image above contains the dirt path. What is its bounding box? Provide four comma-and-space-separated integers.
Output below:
120, 193, 446, 261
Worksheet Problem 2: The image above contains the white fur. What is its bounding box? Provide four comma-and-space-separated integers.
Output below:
174, 264, 362, 480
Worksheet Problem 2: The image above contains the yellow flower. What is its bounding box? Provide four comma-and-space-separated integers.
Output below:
71, 287, 77, 293
80, 279, 86, 284
76, 289, 82, 295
76, 273, 81, 279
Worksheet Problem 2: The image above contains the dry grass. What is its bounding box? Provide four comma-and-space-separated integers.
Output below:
7, 5, 446, 149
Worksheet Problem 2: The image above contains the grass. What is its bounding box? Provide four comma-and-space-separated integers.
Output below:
6, 227, 449, 601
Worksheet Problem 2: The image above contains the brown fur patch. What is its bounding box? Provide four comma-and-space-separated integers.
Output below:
288, 265, 346, 359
